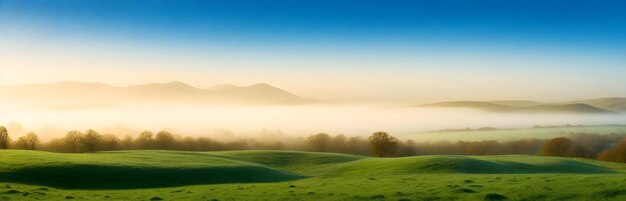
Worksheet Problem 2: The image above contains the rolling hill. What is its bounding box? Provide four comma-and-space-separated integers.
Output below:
417, 97, 626, 114
1, 150, 626, 200
0, 81, 317, 106
418, 101, 614, 114
561, 97, 626, 112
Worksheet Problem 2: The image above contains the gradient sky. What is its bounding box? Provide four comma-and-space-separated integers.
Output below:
1, 0, 625, 103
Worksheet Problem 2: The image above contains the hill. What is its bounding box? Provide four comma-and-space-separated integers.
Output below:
418, 101, 613, 114
1, 150, 626, 200
405, 124, 626, 142
0, 81, 316, 106
561, 97, 626, 112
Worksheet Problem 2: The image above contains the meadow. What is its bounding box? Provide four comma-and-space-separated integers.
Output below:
1, 150, 626, 201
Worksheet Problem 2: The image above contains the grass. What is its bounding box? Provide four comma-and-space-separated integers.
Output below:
1, 150, 626, 200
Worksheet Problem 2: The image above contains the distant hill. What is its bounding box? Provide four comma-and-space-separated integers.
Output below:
0, 81, 317, 106
561, 97, 626, 112
418, 101, 615, 114
487, 100, 542, 107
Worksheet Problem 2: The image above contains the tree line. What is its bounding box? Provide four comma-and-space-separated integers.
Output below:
1, 125, 625, 162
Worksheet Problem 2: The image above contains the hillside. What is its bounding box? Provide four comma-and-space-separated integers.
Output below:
406, 124, 626, 142
418, 101, 613, 114
561, 97, 626, 112
0, 81, 316, 106
1, 150, 626, 200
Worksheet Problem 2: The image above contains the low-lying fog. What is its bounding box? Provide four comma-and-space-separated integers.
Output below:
2, 102, 625, 141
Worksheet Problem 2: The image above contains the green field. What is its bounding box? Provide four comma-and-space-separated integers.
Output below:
1, 150, 626, 200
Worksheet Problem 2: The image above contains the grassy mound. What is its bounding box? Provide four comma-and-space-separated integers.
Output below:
0, 150, 623, 191
0, 150, 302, 189
324, 155, 615, 176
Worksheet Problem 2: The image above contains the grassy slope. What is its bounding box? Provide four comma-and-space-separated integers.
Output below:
1, 150, 626, 200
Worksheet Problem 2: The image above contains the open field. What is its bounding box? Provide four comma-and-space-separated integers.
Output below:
405, 125, 626, 141
1, 150, 626, 200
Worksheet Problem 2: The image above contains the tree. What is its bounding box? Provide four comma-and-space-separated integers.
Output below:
307, 133, 331, 152
155, 131, 175, 149
100, 134, 120, 151
137, 130, 154, 149
20, 132, 39, 150
598, 149, 616, 162
368, 131, 399, 157
182, 136, 196, 151
540, 137, 573, 157
347, 136, 367, 155
121, 135, 133, 150
82, 129, 101, 153
331, 134, 348, 153
613, 139, 626, 163
597, 138, 626, 163
398, 139, 417, 156
0, 126, 10, 149
64, 130, 83, 153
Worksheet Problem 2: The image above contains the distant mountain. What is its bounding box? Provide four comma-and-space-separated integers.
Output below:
0, 81, 317, 106
487, 100, 542, 107
418, 101, 616, 114
487, 98, 626, 111
560, 97, 626, 112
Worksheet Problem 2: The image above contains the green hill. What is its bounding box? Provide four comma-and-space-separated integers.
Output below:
1, 150, 626, 200
0, 150, 303, 189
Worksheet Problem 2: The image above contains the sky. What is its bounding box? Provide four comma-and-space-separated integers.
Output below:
1, 0, 625, 103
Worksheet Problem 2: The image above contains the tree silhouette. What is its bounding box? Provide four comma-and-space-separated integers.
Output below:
331, 134, 347, 153
137, 130, 154, 149
20, 132, 40, 150
0, 126, 9, 149
64, 130, 83, 153
368, 131, 399, 157
121, 135, 133, 150
155, 131, 175, 149
398, 139, 417, 156
100, 134, 120, 151
82, 129, 101, 153
307, 133, 331, 152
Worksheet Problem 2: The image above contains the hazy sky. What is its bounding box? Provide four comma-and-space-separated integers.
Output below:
1, 0, 625, 103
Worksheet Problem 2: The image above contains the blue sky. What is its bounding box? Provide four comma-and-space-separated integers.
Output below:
0, 0, 625, 102
3, 0, 625, 49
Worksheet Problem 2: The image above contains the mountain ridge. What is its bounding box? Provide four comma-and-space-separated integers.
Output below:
0, 81, 317, 106
418, 99, 624, 114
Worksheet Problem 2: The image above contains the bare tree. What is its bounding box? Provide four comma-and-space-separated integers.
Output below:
64, 130, 83, 153
82, 129, 101, 153
183, 136, 196, 150
100, 134, 120, 151
348, 136, 367, 154
0, 126, 10, 149
121, 135, 133, 150
307, 133, 331, 152
368, 131, 399, 157
155, 131, 175, 149
137, 130, 154, 149
398, 139, 417, 156
331, 134, 348, 153
21, 132, 40, 150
